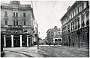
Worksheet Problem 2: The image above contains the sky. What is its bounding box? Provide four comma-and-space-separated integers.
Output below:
1, 0, 75, 39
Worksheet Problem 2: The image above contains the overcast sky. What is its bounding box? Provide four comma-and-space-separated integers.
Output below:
1, 0, 75, 39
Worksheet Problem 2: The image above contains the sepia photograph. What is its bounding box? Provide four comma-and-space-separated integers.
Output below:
1, 0, 89, 57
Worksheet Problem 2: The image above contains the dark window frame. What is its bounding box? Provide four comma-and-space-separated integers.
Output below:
23, 13, 26, 17
24, 21, 26, 25
13, 12, 15, 17
5, 20, 8, 25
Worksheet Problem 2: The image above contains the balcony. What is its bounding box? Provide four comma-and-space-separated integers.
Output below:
23, 25, 34, 30
7, 25, 23, 30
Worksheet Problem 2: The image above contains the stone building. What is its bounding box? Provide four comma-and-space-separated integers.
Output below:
60, 1, 89, 47
46, 26, 62, 45
1, 1, 37, 47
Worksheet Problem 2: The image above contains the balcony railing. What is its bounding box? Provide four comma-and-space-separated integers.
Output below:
7, 25, 23, 30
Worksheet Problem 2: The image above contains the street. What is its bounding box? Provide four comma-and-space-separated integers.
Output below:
3, 45, 89, 57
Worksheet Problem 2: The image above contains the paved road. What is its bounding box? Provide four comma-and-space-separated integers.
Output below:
38, 45, 89, 57
3, 45, 89, 57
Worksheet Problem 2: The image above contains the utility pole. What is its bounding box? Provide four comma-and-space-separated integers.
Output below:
77, 18, 80, 48
37, 32, 40, 49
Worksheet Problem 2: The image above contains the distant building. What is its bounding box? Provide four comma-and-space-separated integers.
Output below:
39, 39, 46, 45
46, 26, 62, 45
1, 1, 38, 47
60, 1, 89, 47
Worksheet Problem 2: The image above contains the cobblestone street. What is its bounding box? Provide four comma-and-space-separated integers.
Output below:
3, 45, 89, 57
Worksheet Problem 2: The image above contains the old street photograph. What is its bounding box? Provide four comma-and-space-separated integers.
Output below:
1, 0, 89, 57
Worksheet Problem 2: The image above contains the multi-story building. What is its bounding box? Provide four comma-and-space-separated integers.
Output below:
1, 1, 37, 47
60, 1, 89, 47
46, 26, 62, 45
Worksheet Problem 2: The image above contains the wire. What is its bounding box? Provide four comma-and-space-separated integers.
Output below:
48, 2, 56, 20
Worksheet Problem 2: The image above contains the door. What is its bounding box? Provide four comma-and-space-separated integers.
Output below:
14, 35, 20, 47
6, 36, 11, 47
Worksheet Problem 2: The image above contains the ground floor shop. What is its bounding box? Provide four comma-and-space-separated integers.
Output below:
62, 26, 89, 48
2, 34, 33, 47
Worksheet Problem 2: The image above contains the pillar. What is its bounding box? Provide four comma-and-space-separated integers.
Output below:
79, 15, 81, 29
11, 35, 14, 47
27, 35, 29, 47
20, 35, 22, 47
4, 35, 6, 47
84, 13, 87, 27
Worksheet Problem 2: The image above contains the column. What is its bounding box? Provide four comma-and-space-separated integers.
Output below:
27, 35, 29, 47
79, 15, 81, 29
20, 35, 22, 47
4, 35, 6, 47
84, 13, 87, 27
11, 35, 14, 47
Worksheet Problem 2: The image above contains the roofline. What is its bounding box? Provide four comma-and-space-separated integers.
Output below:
60, 1, 77, 21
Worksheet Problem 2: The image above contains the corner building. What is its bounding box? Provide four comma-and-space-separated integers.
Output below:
60, 1, 89, 47
1, 1, 35, 47
46, 26, 62, 45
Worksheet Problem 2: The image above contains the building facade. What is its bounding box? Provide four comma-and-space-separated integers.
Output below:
1, 1, 37, 47
60, 1, 89, 47
46, 26, 62, 45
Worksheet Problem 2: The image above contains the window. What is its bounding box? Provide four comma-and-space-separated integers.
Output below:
81, 14, 85, 27
77, 17, 80, 29
58, 39, 61, 41
16, 12, 18, 17
82, 3, 84, 10
78, 7, 79, 13
75, 19, 77, 29
13, 12, 15, 17
73, 22, 74, 30
24, 21, 26, 25
5, 11, 7, 16
75, 9, 76, 15
85, 11, 89, 26
86, 1, 89, 7
16, 21, 18, 25
71, 14, 72, 19
14, 21, 15, 26
73, 11, 74, 17
5, 20, 8, 25
71, 23, 72, 31
23, 13, 26, 17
